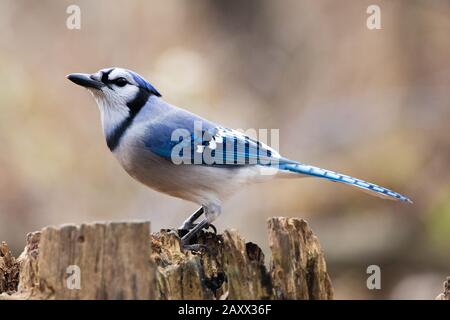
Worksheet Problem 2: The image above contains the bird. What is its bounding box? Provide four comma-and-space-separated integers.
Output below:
67, 67, 412, 249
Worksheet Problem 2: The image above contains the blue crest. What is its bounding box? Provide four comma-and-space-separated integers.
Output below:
129, 71, 161, 97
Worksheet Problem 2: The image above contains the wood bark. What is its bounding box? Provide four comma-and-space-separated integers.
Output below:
435, 277, 449, 300
0, 217, 333, 300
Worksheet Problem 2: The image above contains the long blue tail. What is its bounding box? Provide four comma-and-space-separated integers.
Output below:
279, 160, 412, 203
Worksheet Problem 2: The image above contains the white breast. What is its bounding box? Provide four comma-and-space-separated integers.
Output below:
112, 123, 270, 206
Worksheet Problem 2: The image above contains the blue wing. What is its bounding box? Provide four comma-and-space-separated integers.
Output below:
145, 120, 280, 166
143, 105, 411, 202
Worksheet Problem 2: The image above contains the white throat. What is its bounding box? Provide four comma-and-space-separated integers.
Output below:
91, 91, 130, 139
87, 81, 140, 138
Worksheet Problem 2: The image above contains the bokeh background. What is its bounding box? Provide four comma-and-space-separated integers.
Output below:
0, 0, 449, 299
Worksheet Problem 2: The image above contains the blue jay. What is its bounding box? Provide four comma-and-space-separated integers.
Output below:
68, 67, 411, 249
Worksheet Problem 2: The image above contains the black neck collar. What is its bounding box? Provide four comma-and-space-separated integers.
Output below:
106, 88, 151, 151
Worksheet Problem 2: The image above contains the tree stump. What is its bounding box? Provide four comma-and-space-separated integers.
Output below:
0, 242, 20, 295
436, 277, 450, 300
0, 217, 333, 300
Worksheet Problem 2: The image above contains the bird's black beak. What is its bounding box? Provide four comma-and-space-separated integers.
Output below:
67, 73, 104, 90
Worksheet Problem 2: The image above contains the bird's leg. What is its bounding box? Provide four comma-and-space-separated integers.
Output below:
181, 218, 209, 247
179, 206, 217, 235
180, 204, 221, 251
179, 206, 204, 230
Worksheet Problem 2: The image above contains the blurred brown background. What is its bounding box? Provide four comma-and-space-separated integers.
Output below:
0, 0, 449, 299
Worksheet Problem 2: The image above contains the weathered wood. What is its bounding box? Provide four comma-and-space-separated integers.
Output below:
1, 217, 334, 300
3, 222, 155, 299
0, 242, 20, 295
151, 229, 272, 299
436, 277, 449, 300
268, 218, 333, 299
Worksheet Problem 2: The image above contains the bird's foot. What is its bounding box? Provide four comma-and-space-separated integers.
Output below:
205, 223, 217, 235
178, 223, 217, 235
175, 228, 188, 238
179, 219, 218, 253
180, 243, 208, 253
177, 223, 217, 238
167, 229, 210, 253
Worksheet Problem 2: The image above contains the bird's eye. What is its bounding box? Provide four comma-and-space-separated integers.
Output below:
113, 77, 128, 87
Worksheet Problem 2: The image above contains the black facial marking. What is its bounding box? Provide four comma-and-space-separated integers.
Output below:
100, 69, 114, 89
106, 87, 150, 151
126, 86, 151, 116
102, 73, 129, 88
101, 69, 113, 83
106, 117, 133, 152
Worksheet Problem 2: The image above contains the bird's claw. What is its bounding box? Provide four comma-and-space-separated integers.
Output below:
181, 243, 208, 253
178, 223, 217, 235
206, 223, 217, 235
